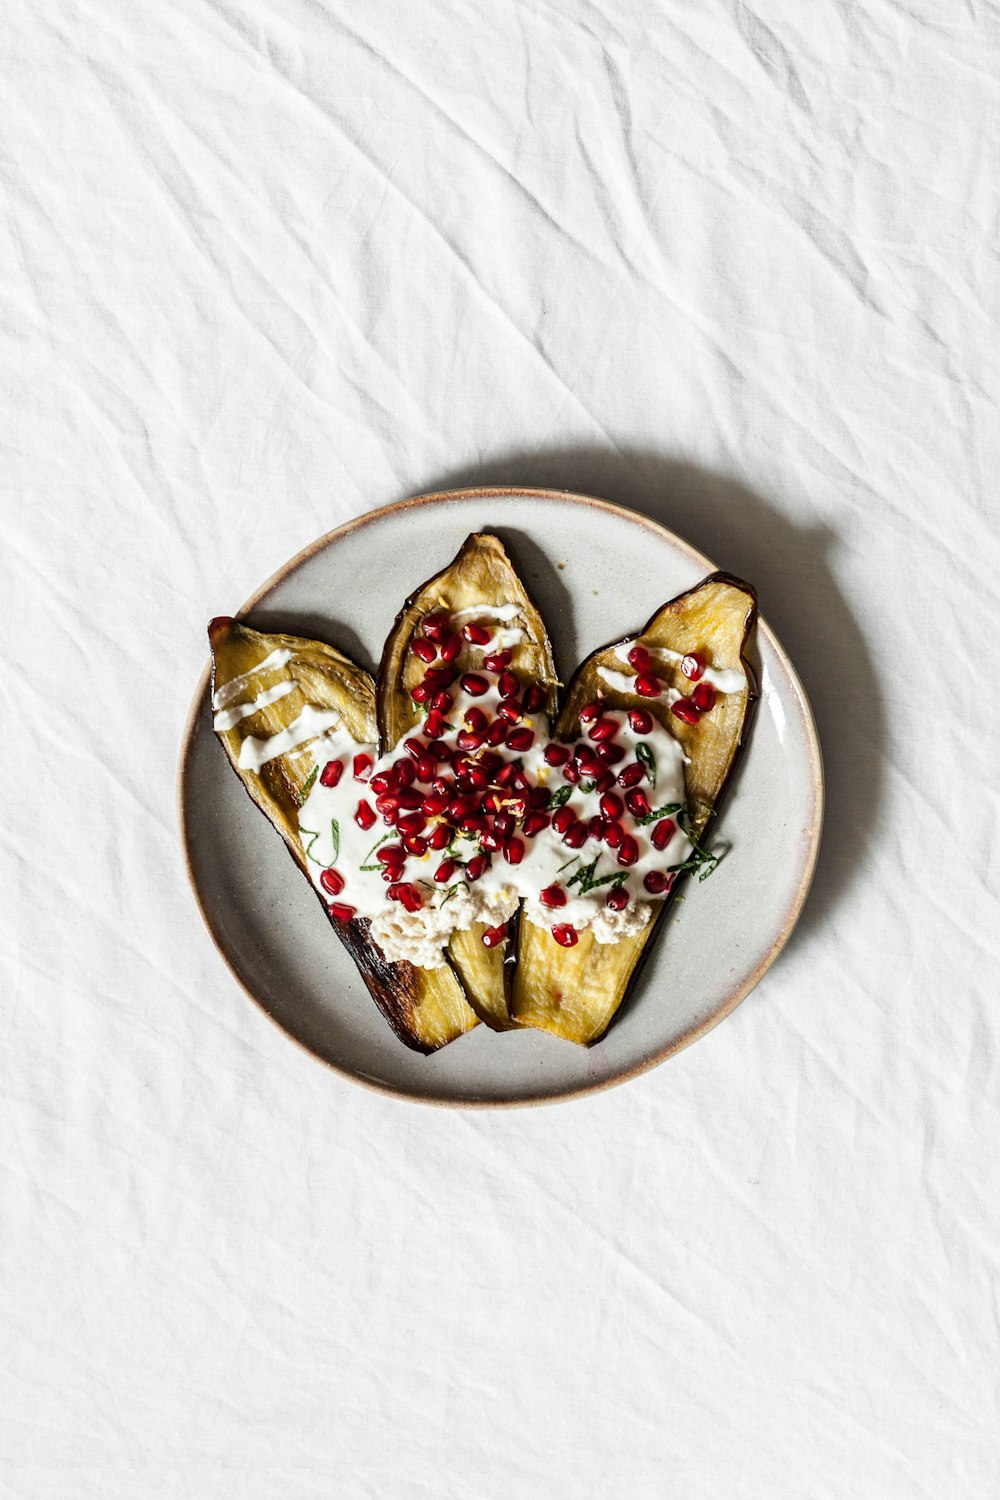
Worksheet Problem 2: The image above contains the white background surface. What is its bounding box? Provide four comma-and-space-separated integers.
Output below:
3, 1, 998, 1496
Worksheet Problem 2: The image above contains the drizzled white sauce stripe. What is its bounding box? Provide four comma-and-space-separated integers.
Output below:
212, 647, 296, 709
213, 680, 297, 731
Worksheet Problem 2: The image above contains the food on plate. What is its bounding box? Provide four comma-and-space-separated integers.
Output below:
208, 538, 757, 1053
511, 574, 758, 1044
208, 618, 479, 1052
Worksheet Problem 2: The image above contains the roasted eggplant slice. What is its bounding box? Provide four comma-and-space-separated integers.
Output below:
209, 617, 479, 1053
511, 573, 758, 1045
376, 532, 558, 1029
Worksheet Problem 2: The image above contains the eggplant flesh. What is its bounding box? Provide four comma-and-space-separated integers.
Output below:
208, 618, 479, 1053
510, 574, 758, 1046
376, 532, 558, 1029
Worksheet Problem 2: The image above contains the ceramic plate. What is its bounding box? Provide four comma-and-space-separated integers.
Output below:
179, 489, 822, 1106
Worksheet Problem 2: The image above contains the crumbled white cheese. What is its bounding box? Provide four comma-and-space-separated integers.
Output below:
590, 900, 653, 944
370, 883, 519, 968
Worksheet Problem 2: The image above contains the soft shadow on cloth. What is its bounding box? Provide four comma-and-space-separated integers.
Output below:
422, 447, 885, 950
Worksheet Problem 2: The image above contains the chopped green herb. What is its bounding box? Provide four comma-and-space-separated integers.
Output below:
566, 856, 629, 895
300, 826, 323, 864
549, 786, 573, 809
556, 855, 581, 874
298, 765, 319, 802
635, 742, 656, 787
580, 780, 597, 794
633, 803, 683, 827
437, 882, 463, 908
359, 831, 393, 871
328, 818, 340, 863
668, 814, 724, 882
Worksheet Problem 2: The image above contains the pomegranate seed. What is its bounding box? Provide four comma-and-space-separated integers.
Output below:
600, 791, 624, 820
563, 762, 581, 783
463, 622, 492, 645
651, 818, 676, 850
589, 816, 610, 842
575, 749, 602, 778
411, 682, 433, 704
506, 726, 534, 752
469, 766, 492, 790
483, 719, 505, 746
424, 666, 456, 689
482, 791, 503, 815
618, 762, 645, 788
401, 737, 422, 760
627, 644, 651, 672
692, 681, 716, 712
456, 729, 484, 752
681, 652, 705, 681
428, 824, 452, 850
460, 673, 489, 697
605, 886, 629, 911
375, 794, 401, 820
353, 753, 373, 781
671, 699, 701, 725
495, 696, 520, 723
494, 813, 515, 838
397, 813, 426, 837
523, 683, 547, 713
552, 806, 575, 835
397, 884, 423, 913
528, 787, 551, 809
449, 794, 479, 820
539, 884, 567, 908
440, 634, 462, 662
461, 707, 486, 734
426, 738, 451, 761
377, 844, 404, 865
403, 835, 428, 856
319, 759, 343, 788
466, 854, 489, 881
596, 772, 616, 794
434, 859, 458, 883
579, 701, 604, 724
503, 838, 525, 865
604, 821, 624, 849
412, 638, 437, 663
354, 800, 375, 830
424, 712, 447, 740
634, 673, 662, 698
617, 835, 640, 866
369, 771, 393, 795
416, 755, 436, 783
422, 613, 450, 642
552, 924, 578, 948
643, 870, 670, 895
495, 670, 515, 699
431, 775, 453, 797
328, 902, 356, 922
480, 827, 504, 852
432, 691, 454, 713
480, 751, 503, 777
596, 743, 625, 764
625, 789, 652, 819
460, 814, 486, 836
495, 764, 518, 788
483, 649, 512, 672
387, 882, 404, 901
319, 868, 345, 896
398, 761, 419, 789
544, 743, 571, 766
397, 789, 422, 809
506, 792, 529, 818
628, 707, 654, 734
562, 821, 587, 848
589, 718, 619, 742
523, 811, 551, 837
481, 922, 507, 948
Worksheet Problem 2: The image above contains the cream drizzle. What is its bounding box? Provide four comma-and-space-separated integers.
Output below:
211, 647, 295, 709
213, 679, 296, 731
615, 642, 745, 695
238, 705, 343, 772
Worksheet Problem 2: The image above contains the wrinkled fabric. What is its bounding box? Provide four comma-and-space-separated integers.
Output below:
2, 1, 998, 1496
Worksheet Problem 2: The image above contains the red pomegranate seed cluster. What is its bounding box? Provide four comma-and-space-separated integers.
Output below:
307, 613, 710, 940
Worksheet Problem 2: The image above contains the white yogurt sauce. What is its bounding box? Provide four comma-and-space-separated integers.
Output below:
211, 647, 296, 710
212, 679, 297, 731
238, 705, 344, 772
615, 641, 745, 694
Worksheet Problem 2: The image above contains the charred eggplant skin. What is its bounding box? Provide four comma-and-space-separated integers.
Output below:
375, 532, 558, 1030
208, 617, 478, 1054
511, 572, 758, 1045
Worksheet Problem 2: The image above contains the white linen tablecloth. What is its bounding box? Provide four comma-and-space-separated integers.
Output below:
3, 2, 998, 1495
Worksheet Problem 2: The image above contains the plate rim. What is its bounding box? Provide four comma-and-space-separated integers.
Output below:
178, 486, 824, 1108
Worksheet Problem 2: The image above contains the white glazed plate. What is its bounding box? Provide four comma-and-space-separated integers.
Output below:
179, 489, 823, 1106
